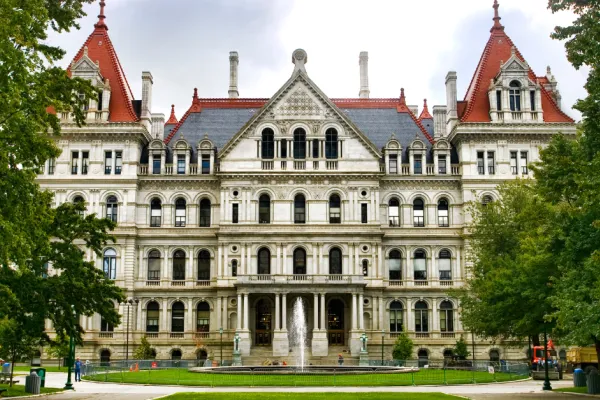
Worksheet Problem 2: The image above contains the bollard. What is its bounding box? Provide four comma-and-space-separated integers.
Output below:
25, 372, 41, 395
574, 368, 587, 387
587, 370, 600, 395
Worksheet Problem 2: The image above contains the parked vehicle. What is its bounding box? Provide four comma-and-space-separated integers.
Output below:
567, 347, 599, 374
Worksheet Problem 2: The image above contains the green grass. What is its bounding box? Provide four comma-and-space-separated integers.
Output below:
555, 386, 599, 395
84, 368, 526, 387
0, 384, 62, 397
12, 366, 68, 373
161, 393, 463, 400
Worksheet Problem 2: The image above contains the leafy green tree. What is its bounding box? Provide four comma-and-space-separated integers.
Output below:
133, 336, 156, 360
454, 336, 471, 360
454, 180, 556, 343
392, 331, 413, 361
0, 0, 124, 345
0, 318, 42, 387
46, 338, 70, 370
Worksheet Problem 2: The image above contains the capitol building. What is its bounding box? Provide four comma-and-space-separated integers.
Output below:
39, 1, 575, 364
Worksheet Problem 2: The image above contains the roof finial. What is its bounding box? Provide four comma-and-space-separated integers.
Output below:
399, 88, 406, 106
166, 104, 178, 124
491, 0, 504, 31
94, 1, 108, 30
419, 99, 433, 120
190, 88, 202, 113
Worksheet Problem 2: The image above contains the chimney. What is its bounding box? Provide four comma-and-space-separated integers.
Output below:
359, 51, 370, 99
151, 113, 165, 140
141, 71, 154, 132
433, 105, 447, 138
228, 51, 239, 99
445, 71, 458, 135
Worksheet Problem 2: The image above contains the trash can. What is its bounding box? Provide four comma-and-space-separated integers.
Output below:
25, 372, 41, 395
574, 368, 587, 387
29, 368, 46, 387
588, 370, 600, 395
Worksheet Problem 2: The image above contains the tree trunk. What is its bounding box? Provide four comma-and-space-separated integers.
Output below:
9, 354, 15, 388
532, 334, 541, 347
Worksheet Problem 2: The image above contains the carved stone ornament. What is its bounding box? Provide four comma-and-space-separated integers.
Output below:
276, 88, 322, 117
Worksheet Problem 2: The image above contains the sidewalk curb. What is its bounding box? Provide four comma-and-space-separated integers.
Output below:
2, 390, 66, 399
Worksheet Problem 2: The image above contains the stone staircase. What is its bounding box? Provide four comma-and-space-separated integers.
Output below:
242, 345, 358, 366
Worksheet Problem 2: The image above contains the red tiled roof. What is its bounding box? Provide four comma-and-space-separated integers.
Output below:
461, 1, 573, 123
419, 99, 433, 120
68, 1, 138, 123
166, 104, 178, 125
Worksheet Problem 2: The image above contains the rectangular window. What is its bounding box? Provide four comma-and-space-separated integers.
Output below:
361, 204, 368, 224
82, 151, 89, 175
438, 155, 447, 175
312, 139, 319, 159
389, 154, 398, 174
477, 151, 485, 175
71, 152, 79, 175
414, 154, 422, 174
152, 155, 161, 175
521, 151, 529, 175
530, 91, 536, 111
439, 258, 451, 280
146, 312, 159, 332
115, 151, 122, 175
487, 151, 495, 175
201, 155, 210, 175
389, 258, 401, 280
281, 140, 287, 159
48, 158, 55, 175
104, 151, 112, 175
177, 155, 185, 175
232, 204, 239, 224
510, 151, 518, 175
97, 91, 103, 111
496, 90, 502, 111
414, 258, 427, 280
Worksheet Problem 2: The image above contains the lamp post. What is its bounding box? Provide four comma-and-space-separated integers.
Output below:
219, 327, 223, 366
64, 306, 76, 390
543, 328, 552, 391
381, 330, 385, 366
123, 298, 139, 364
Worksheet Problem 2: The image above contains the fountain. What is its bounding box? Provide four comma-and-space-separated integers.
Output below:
289, 297, 307, 369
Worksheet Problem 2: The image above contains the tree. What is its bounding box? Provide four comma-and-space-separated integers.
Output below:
454, 180, 557, 343
0, 318, 42, 387
392, 330, 413, 361
46, 338, 70, 370
454, 336, 471, 360
133, 336, 156, 360
0, 0, 124, 346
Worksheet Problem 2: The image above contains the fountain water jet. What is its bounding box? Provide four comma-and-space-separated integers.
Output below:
289, 297, 307, 369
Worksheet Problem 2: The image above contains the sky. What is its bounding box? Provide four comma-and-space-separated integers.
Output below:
47, 0, 588, 120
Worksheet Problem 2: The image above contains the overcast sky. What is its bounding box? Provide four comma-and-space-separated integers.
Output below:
48, 0, 588, 120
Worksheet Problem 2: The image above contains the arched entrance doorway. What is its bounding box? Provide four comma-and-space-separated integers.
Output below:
100, 349, 111, 366
255, 299, 272, 346
327, 299, 345, 345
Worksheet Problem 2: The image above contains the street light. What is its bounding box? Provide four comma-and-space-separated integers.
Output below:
543, 328, 552, 391
219, 327, 224, 367
64, 306, 76, 390
123, 298, 139, 365
381, 330, 385, 366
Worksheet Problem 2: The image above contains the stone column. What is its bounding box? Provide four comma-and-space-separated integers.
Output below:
432, 299, 438, 332
359, 293, 364, 330
313, 293, 318, 330
222, 297, 228, 330
311, 245, 317, 275
217, 244, 223, 278
406, 298, 413, 332
243, 294, 249, 331
276, 244, 281, 275
378, 244, 384, 278
188, 298, 194, 333
246, 244, 252, 275
137, 299, 143, 332
352, 293, 358, 330
223, 246, 229, 278
240, 245, 245, 275
162, 298, 168, 333
237, 294, 242, 330
355, 244, 360, 275
320, 293, 326, 330
282, 244, 287, 275
217, 297, 222, 331
275, 293, 281, 331
282, 294, 287, 331
138, 248, 144, 280
348, 243, 354, 274
318, 244, 323, 275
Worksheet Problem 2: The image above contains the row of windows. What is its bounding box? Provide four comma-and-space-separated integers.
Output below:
389, 154, 445, 175
388, 198, 449, 227
261, 128, 339, 160
70, 150, 123, 176
389, 300, 455, 333
476, 150, 528, 175
495, 81, 536, 112
151, 154, 211, 175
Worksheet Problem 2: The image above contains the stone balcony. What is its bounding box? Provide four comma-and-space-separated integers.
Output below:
235, 274, 366, 289
134, 279, 216, 289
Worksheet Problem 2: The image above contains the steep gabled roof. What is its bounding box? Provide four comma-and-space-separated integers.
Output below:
461, 1, 573, 123
68, 1, 138, 123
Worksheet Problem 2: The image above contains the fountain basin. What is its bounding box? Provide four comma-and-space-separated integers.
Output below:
189, 365, 419, 375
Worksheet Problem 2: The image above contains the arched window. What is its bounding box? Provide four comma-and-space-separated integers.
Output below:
175, 198, 186, 227
443, 349, 454, 360
259, 194, 270, 224
490, 349, 500, 362
100, 349, 111, 365
294, 194, 306, 224
258, 248, 271, 275
173, 250, 186, 281
261, 128, 274, 159
329, 248, 342, 275
440, 300, 454, 332
329, 194, 341, 224
146, 301, 159, 332
413, 198, 424, 227
389, 250, 402, 280
388, 198, 400, 227
389, 301, 403, 332
293, 128, 306, 159
196, 302, 210, 332
482, 195, 493, 206
362, 259, 368, 277
231, 259, 238, 277
102, 249, 117, 280
439, 250, 452, 280
197, 250, 210, 281
438, 199, 449, 227
509, 81, 521, 112
148, 250, 161, 281
171, 301, 185, 332
150, 198, 162, 227
106, 195, 118, 223
171, 349, 182, 361
280, 139, 287, 159
414, 250, 427, 280
73, 196, 85, 217
199, 199, 211, 227
100, 317, 114, 332
417, 349, 429, 367
415, 301, 429, 333
325, 128, 338, 159
293, 248, 306, 275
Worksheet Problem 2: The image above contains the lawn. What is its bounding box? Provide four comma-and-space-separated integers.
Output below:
0, 384, 62, 397
84, 368, 526, 387
161, 393, 464, 400
12, 366, 68, 373
555, 386, 599, 395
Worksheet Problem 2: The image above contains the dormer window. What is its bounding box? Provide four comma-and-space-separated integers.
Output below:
530, 91, 536, 111
496, 90, 502, 111
98, 91, 104, 111
509, 81, 521, 111
261, 128, 274, 159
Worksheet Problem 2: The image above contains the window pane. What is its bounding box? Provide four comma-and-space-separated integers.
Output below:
293, 128, 306, 159
115, 151, 122, 175
177, 155, 185, 174
153, 156, 161, 174
104, 151, 112, 175
201, 155, 210, 174
325, 128, 338, 159
414, 154, 422, 174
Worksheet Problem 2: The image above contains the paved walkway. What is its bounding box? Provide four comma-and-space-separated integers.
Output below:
40, 372, 578, 400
